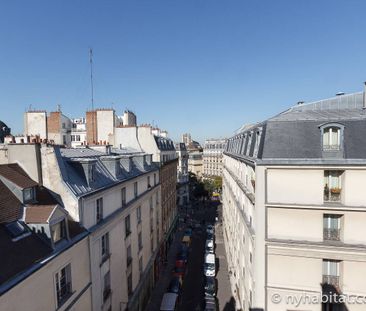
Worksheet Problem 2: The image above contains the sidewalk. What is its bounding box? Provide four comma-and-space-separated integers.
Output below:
145, 221, 185, 311
215, 211, 236, 311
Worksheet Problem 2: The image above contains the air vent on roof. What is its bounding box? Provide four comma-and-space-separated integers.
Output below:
336, 92, 345, 96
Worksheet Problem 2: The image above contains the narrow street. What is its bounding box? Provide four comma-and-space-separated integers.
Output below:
177, 200, 235, 311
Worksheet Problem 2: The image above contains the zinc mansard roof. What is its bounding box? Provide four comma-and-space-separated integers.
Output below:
55, 146, 158, 197
154, 136, 176, 151
225, 92, 366, 163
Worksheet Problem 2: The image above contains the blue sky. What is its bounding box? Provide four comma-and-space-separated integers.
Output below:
1, 1, 366, 142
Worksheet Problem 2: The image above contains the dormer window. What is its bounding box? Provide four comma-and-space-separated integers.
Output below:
323, 127, 340, 150
320, 123, 344, 154
23, 187, 34, 203
51, 219, 67, 244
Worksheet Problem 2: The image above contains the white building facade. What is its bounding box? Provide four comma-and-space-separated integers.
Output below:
203, 138, 227, 178
223, 90, 366, 311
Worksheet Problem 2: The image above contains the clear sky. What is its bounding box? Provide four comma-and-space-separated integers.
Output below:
1, 1, 366, 143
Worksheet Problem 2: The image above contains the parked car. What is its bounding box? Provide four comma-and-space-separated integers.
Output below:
204, 295, 217, 311
176, 254, 188, 265
175, 259, 186, 269
160, 293, 178, 311
168, 277, 182, 294
204, 253, 215, 277
206, 232, 214, 241
172, 266, 186, 278
206, 225, 214, 235
185, 227, 193, 237
205, 276, 216, 297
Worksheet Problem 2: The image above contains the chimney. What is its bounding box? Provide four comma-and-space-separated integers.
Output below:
336, 92, 345, 96
363, 82, 366, 109
297, 101, 304, 105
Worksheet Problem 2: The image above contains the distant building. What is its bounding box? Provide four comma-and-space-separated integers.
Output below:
188, 151, 203, 178
24, 109, 72, 146
223, 87, 366, 311
203, 138, 227, 178
182, 133, 192, 145
123, 110, 137, 126
70, 117, 87, 147
176, 143, 189, 206
0, 121, 11, 143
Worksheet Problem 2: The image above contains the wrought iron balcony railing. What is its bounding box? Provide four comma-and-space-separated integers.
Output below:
322, 275, 340, 288
323, 228, 341, 241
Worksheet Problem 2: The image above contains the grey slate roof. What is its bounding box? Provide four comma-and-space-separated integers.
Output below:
225, 91, 366, 164
154, 136, 175, 151
56, 147, 158, 197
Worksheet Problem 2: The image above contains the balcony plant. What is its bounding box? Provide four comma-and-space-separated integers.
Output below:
330, 188, 341, 194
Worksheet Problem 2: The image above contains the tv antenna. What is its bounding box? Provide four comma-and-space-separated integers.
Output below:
89, 48, 94, 110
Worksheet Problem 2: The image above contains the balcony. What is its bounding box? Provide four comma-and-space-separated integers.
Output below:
322, 275, 340, 288
323, 228, 340, 241
324, 187, 341, 202
323, 144, 340, 151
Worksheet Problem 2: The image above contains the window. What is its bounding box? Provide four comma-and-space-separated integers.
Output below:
96, 198, 103, 223
324, 170, 343, 202
138, 232, 143, 251
51, 219, 67, 244
323, 126, 341, 150
139, 256, 143, 278
147, 176, 151, 188
71, 135, 75, 142
156, 193, 159, 205
150, 235, 154, 253
125, 215, 131, 237
136, 206, 141, 224
76, 135, 80, 142
103, 271, 111, 302
23, 188, 34, 202
88, 164, 95, 183
154, 173, 156, 185
323, 259, 340, 287
121, 187, 126, 207
150, 196, 153, 210
134, 182, 138, 198
63, 135, 66, 145
323, 214, 342, 241
101, 233, 110, 261
127, 273, 133, 297
127, 245, 132, 266
55, 264, 72, 307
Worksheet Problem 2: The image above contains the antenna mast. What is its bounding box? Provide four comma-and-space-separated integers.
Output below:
89, 48, 94, 110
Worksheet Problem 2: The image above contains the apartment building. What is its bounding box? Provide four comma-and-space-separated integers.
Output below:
188, 151, 203, 178
223, 89, 366, 311
0, 163, 91, 311
24, 109, 73, 146
0, 142, 162, 311
203, 138, 227, 178
113, 124, 178, 263
71, 117, 87, 147
176, 143, 189, 206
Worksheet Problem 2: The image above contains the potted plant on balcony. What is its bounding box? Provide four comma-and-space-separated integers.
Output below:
330, 188, 341, 194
